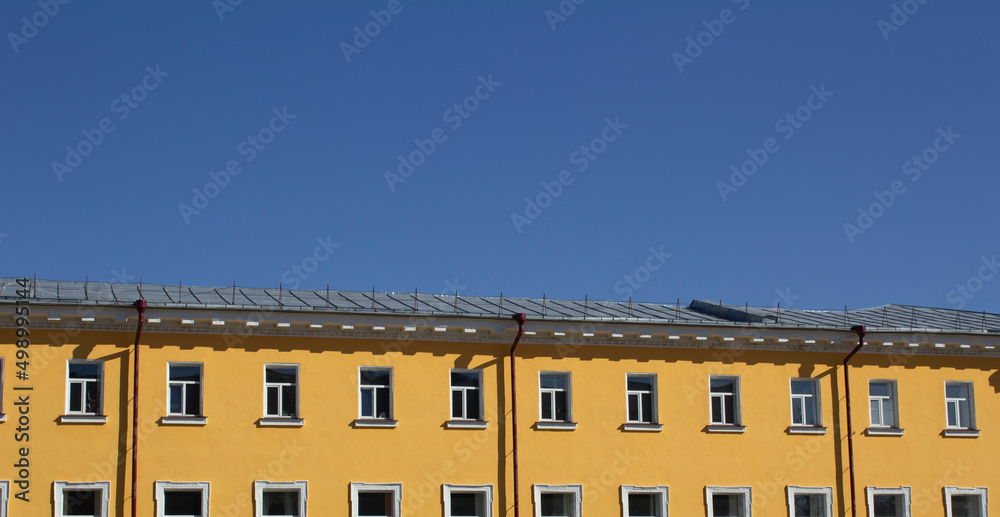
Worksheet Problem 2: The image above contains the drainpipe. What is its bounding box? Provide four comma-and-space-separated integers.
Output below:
131, 300, 147, 517
844, 325, 865, 517
509, 313, 527, 517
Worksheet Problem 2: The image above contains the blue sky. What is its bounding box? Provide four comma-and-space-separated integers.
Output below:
3, 1, 999, 313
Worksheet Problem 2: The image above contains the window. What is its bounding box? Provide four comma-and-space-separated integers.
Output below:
944, 487, 987, 517
539, 372, 572, 423
787, 486, 832, 517
167, 363, 203, 417
264, 364, 298, 419
705, 486, 751, 517
451, 370, 483, 421
865, 487, 910, 517
0, 480, 7, 517
359, 367, 393, 420
626, 374, 657, 424
869, 381, 899, 429
155, 482, 209, 517
621, 485, 668, 517
944, 382, 976, 431
254, 481, 307, 517
533, 484, 582, 517
350, 482, 401, 517
66, 361, 103, 415
790, 379, 821, 428
443, 484, 493, 517
709, 376, 741, 427
54, 481, 110, 517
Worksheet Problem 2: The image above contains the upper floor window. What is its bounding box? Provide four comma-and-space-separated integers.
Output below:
790, 379, 820, 427
944, 382, 975, 431
539, 372, 572, 423
360, 367, 393, 420
709, 376, 740, 426
264, 364, 298, 419
168, 363, 203, 417
54, 481, 110, 517
66, 360, 103, 416
451, 370, 483, 421
869, 381, 898, 429
626, 374, 657, 425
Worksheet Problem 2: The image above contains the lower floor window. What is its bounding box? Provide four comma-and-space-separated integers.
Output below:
621, 485, 668, 517
533, 484, 582, 517
866, 487, 910, 517
350, 482, 402, 517
945, 487, 987, 517
0, 481, 8, 517
706, 486, 751, 517
443, 484, 493, 517
254, 481, 307, 517
787, 486, 832, 517
54, 482, 110, 517
155, 482, 209, 517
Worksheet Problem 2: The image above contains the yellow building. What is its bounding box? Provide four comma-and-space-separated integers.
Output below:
0, 278, 997, 517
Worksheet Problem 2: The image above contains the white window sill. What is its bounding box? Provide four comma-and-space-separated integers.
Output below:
0, 413, 5, 423
445, 420, 488, 429
353, 419, 398, 428
258, 417, 304, 427
623, 423, 663, 432
866, 427, 904, 436
943, 428, 980, 438
59, 415, 108, 424
535, 421, 577, 430
161, 416, 207, 426
787, 426, 827, 435
706, 424, 746, 433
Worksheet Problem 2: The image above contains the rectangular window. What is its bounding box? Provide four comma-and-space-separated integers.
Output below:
155, 482, 209, 517
360, 368, 393, 420
705, 486, 751, 517
944, 487, 987, 517
709, 376, 740, 426
533, 484, 582, 517
255, 481, 307, 517
444, 484, 493, 517
621, 485, 668, 517
865, 487, 911, 517
264, 364, 298, 419
168, 363, 203, 417
54, 482, 110, 517
451, 370, 483, 421
0, 480, 8, 517
626, 374, 657, 424
869, 381, 898, 428
350, 483, 401, 517
944, 382, 975, 430
787, 486, 833, 517
790, 379, 820, 427
67, 361, 103, 415
539, 373, 572, 423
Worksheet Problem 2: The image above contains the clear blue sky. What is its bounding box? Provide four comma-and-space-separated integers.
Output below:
3, 1, 999, 313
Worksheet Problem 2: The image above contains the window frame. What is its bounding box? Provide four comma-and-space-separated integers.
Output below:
786, 486, 833, 517
708, 375, 742, 429
626, 373, 658, 425
262, 363, 300, 422
62, 360, 106, 423
163, 362, 205, 425
53, 481, 110, 517
943, 486, 987, 517
705, 486, 752, 517
154, 481, 210, 517
867, 380, 900, 431
789, 378, 822, 428
538, 371, 574, 427
349, 482, 402, 517
357, 366, 394, 423
450, 369, 485, 422
443, 483, 494, 517
532, 484, 583, 517
253, 480, 308, 517
0, 480, 7, 517
621, 485, 668, 517
943, 381, 976, 432
865, 486, 911, 517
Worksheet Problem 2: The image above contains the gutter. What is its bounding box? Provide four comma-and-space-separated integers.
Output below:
131, 300, 147, 517
843, 325, 866, 517
509, 313, 526, 517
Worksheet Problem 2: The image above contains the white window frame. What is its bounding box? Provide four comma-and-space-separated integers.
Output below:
532, 484, 583, 517
65, 360, 104, 416
254, 480, 308, 517
350, 482, 402, 517
865, 486, 911, 517
789, 378, 821, 428
944, 487, 987, 517
358, 367, 394, 420
705, 486, 752, 517
450, 369, 484, 421
538, 372, 573, 423
868, 380, 899, 429
626, 374, 658, 425
443, 483, 494, 517
166, 363, 204, 417
944, 382, 976, 431
155, 481, 210, 517
263, 363, 299, 419
621, 485, 668, 517
0, 480, 8, 517
709, 376, 741, 426
53, 481, 110, 517
786, 486, 833, 517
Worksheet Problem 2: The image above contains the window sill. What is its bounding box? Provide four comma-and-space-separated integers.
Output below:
943, 429, 980, 438
59, 414, 108, 424
445, 420, 488, 429
257, 417, 304, 427
0, 413, 5, 423
866, 427, 904, 436
161, 416, 207, 426
623, 423, 663, 432
787, 426, 827, 435
353, 419, 398, 428
535, 421, 577, 430
706, 424, 746, 433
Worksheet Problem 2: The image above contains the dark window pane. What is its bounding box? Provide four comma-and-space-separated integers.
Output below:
952, 495, 981, 517
70, 363, 100, 379
452, 390, 464, 419
713, 494, 743, 517
281, 385, 297, 416
794, 494, 824, 517
628, 394, 639, 421
541, 393, 553, 420
361, 390, 373, 417
266, 386, 279, 415
451, 492, 481, 516
70, 383, 83, 412
711, 398, 723, 423
873, 495, 899, 517
540, 374, 567, 390
870, 382, 890, 397
451, 372, 480, 387
627, 376, 653, 391
466, 389, 480, 420
376, 387, 391, 418
946, 384, 968, 399
640, 393, 653, 423
710, 378, 734, 393
266, 367, 296, 384
169, 385, 184, 414
185, 385, 200, 415
361, 370, 390, 387
85, 382, 100, 413
165, 490, 203, 516
263, 491, 298, 516
64, 489, 99, 516
723, 396, 735, 424
554, 391, 568, 421
628, 493, 657, 516
358, 491, 390, 516
169, 366, 201, 382
541, 493, 571, 516
804, 398, 816, 426
791, 380, 815, 396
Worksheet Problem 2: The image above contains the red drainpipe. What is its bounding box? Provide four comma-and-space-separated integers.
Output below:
131, 300, 147, 517
509, 313, 527, 517
844, 325, 866, 517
